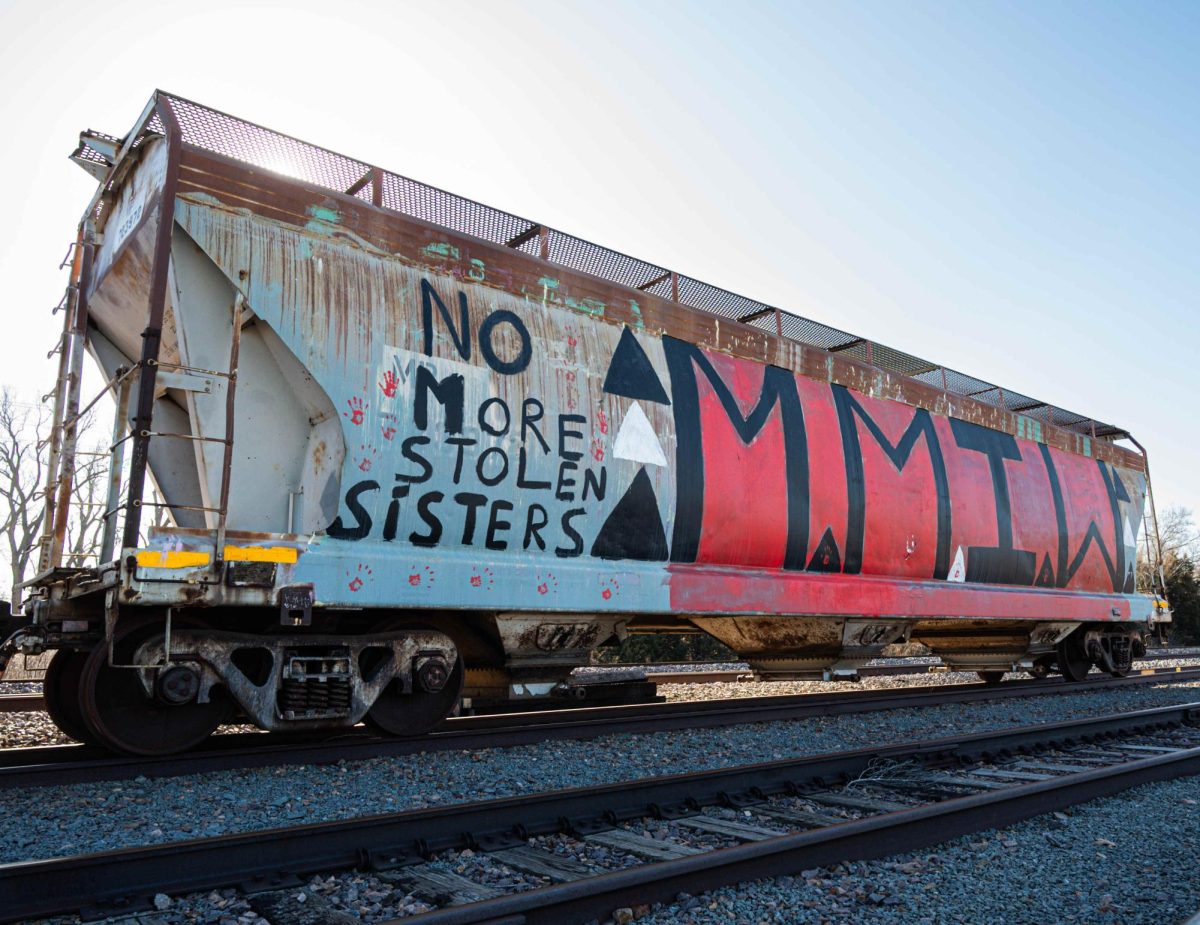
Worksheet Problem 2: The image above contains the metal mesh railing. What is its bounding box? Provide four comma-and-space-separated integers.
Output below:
107, 91, 1130, 442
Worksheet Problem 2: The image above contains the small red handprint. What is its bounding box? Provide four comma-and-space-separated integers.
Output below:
346, 563, 373, 592
380, 413, 398, 442
344, 396, 366, 426
357, 445, 379, 472
380, 369, 399, 398
407, 565, 435, 588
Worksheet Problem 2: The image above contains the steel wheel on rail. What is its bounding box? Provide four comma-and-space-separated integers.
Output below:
1056, 629, 1093, 683
79, 616, 232, 756
976, 670, 1005, 686
364, 619, 464, 737
43, 648, 101, 745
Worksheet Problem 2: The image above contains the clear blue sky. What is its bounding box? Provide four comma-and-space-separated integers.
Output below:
0, 0, 1196, 521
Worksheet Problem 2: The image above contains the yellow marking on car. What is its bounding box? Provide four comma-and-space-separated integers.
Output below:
224, 545, 299, 564
135, 550, 212, 569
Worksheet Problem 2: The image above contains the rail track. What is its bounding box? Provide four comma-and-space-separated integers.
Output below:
2, 667, 1198, 791
3, 700, 1198, 924
644, 654, 1200, 685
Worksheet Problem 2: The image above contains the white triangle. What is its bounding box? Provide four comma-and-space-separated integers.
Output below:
1122, 516, 1136, 549
613, 401, 667, 467
947, 546, 966, 583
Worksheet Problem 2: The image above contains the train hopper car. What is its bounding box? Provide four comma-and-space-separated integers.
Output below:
5, 92, 1169, 754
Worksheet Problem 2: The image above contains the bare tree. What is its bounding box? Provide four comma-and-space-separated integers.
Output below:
1157, 506, 1199, 561
0, 391, 49, 607
62, 447, 108, 569
0, 389, 110, 606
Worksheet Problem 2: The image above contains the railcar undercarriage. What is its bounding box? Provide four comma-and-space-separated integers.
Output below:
2, 566, 1150, 755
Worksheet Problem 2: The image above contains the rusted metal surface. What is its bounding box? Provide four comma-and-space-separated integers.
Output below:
168, 138, 1137, 470
121, 98, 182, 550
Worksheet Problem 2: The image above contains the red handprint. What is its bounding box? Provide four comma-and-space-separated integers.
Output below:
380, 369, 398, 398
344, 396, 366, 426
346, 563, 372, 592
407, 565, 435, 588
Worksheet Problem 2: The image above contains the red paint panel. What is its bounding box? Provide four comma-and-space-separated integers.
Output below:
936, 415, 1000, 563
667, 563, 1138, 622
848, 392, 941, 580
795, 375, 847, 567
673, 346, 1140, 599
693, 351, 788, 567
1005, 440, 1061, 581
1050, 447, 1124, 591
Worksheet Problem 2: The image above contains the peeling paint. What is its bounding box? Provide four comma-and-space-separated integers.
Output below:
564, 296, 606, 317
1017, 415, 1044, 443
422, 241, 461, 262
307, 205, 341, 224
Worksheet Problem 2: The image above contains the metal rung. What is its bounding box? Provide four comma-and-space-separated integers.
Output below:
140, 431, 230, 444
151, 359, 234, 379
63, 365, 139, 429
133, 500, 224, 514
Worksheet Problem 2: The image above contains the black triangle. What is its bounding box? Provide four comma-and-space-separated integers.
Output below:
806, 527, 842, 573
1035, 554, 1056, 588
602, 327, 670, 404
590, 467, 668, 561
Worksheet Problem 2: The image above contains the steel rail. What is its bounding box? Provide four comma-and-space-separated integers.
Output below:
0, 694, 44, 712
647, 657, 1200, 684
395, 730, 1200, 925
1, 701, 1196, 923
0, 668, 1198, 792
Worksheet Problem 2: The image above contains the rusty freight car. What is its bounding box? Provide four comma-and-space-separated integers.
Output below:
3, 92, 1169, 755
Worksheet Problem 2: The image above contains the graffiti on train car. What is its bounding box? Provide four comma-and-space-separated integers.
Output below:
325, 275, 1139, 597
661, 335, 1138, 595
327, 279, 609, 557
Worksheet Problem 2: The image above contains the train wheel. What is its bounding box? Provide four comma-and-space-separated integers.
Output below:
976, 671, 1005, 686
43, 649, 100, 745
79, 618, 231, 756
366, 655, 464, 737
364, 620, 464, 737
1056, 630, 1092, 682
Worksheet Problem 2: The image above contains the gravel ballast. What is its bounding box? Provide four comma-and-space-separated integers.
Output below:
2, 680, 1199, 863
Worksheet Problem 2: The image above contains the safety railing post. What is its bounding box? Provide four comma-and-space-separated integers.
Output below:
98, 371, 133, 564
214, 294, 244, 559
48, 230, 97, 570
36, 237, 81, 576
122, 94, 182, 550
